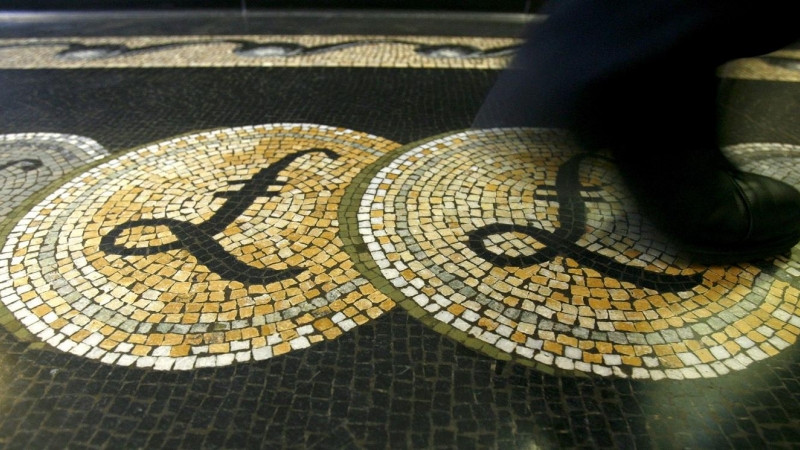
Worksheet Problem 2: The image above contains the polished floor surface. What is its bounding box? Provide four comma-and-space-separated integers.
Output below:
2, 10, 800, 449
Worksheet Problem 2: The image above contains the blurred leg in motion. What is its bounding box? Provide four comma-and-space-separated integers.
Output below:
474, 0, 800, 263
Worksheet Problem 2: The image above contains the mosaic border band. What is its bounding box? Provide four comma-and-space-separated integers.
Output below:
0, 36, 518, 69
0, 35, 797, 79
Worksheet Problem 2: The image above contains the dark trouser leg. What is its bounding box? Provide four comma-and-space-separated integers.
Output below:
472, 0, 800, 262
473, 0, 798, 154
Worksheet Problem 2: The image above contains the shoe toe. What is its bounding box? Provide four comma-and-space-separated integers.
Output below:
733, 171, 800, 244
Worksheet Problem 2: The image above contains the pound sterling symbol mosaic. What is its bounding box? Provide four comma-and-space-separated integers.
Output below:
100, 148, 339, 284
0, 158, 43, 172
467, 154, 703, 292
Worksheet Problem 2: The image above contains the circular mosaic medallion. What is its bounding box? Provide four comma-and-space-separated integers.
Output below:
354, 129, 800, 380
0, 133, 108, 220
0, 124, 399, 370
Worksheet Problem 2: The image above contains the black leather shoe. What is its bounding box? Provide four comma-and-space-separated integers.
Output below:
616, 158, 800, 264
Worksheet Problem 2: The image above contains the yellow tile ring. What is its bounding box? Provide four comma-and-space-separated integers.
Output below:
0, 124, 399, 370
342, 128, 800, 380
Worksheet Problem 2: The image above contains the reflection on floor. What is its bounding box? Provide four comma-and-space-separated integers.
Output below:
2, 11, 800, 449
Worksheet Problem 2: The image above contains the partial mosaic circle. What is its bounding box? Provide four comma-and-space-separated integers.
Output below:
0, 133, 108, 220
357, 129, 800, 380
0, 124, 399, 370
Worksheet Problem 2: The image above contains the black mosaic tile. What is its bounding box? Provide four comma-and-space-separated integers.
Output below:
0, 68, 499, 153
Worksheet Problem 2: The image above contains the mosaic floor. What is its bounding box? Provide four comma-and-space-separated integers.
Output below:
3, 10, 800, 449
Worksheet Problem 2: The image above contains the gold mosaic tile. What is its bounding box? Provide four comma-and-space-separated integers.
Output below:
0, 36, 519, 69
356, 129, 800, 380
0, 124, 399, 370
720, 50, 800, 82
